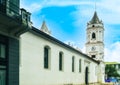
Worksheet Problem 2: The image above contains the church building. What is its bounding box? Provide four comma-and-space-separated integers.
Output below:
20, 11, 105, 85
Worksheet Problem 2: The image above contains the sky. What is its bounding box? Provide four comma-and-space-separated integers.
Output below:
20, 0, 120, 62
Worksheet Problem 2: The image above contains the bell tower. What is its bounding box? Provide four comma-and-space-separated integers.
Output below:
86, 11, 105, 83
86, 11, 104, 61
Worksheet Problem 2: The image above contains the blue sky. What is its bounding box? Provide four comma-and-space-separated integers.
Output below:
20, 0, 120, 62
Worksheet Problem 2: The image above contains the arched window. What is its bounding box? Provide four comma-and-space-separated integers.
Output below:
59, 52, 63, 71
92, 32, 96, 39
44, 46, 50, 69
72, 56, 75, 72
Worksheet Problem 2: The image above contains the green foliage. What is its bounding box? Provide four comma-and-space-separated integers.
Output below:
105, 65, 120, 78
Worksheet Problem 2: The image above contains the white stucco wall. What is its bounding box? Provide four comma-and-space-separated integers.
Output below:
20, 31, 98, 85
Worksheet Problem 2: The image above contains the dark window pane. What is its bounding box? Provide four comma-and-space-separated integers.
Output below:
0, 65, 6, 69
8, 0, 19, 14
92, 33, 96, 39
0, 0, 6, 13
59, 52, 63, 71
0, 70, 6, 85
72, 57, 74, 72
91, 55, 96, 58
44, 47, 49, 68
79, 59, 81, 72
0, 44, 6, 59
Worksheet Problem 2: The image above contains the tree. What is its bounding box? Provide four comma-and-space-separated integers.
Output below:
105, 65, 120, 78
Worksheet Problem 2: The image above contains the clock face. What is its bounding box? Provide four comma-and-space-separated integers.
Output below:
91, 46, 96, 51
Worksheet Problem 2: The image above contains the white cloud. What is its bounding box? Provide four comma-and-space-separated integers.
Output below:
20, 0, 120, 27
20, 0, 93, 13
45, 1, 92, 7
98, 0, 120, 24
70, 0, 120, 26
104, 42, 120, 62
20, 2, 42, 13
20, 0, 120, 24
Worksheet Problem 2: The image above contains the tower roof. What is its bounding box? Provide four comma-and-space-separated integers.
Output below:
40, 21, 51, 35
41, 21, 48, 30
89, 11, 101, 24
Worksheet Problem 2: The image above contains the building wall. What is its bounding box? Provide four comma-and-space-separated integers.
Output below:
8, 37, 19, 85
20, 32, 98, 85
0, 34, 19, 85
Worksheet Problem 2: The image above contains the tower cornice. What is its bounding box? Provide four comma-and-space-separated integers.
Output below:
86, 42, 104, 46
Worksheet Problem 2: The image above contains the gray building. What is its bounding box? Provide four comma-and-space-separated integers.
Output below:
0, 0, 31, 85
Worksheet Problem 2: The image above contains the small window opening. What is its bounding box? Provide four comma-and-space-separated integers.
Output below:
92, 25, 95, 27
91, 55, 96, 58
92, 32, 96, 39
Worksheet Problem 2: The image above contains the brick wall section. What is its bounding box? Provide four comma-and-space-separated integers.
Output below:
8, 37, 19, 85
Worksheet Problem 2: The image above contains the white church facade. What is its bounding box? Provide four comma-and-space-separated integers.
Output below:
19, 11, 105, 85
